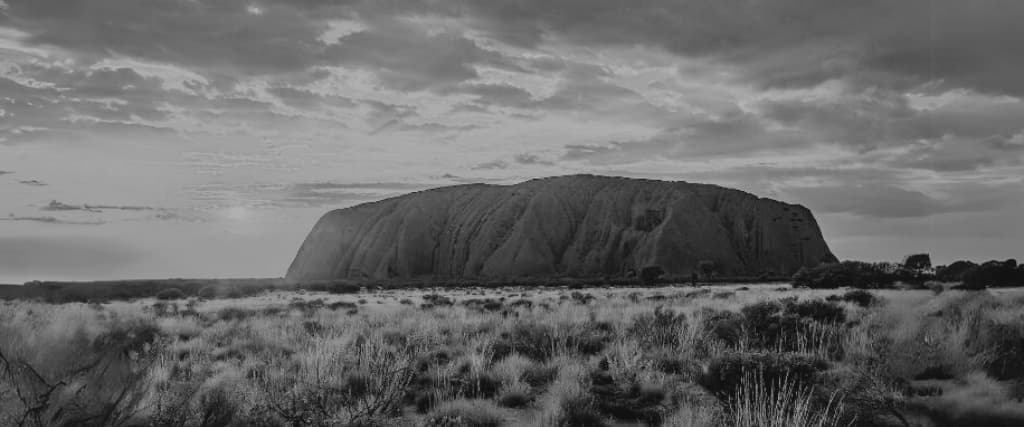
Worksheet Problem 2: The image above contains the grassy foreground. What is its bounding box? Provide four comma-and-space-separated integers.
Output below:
2, 285, 1024, 426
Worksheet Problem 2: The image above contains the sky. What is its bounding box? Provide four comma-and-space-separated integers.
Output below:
1, 0, 1022, 283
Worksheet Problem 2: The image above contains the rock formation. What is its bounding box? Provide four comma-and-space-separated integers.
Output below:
286, 175, 836, 281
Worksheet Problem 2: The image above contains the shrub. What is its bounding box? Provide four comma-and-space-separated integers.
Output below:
521, 364, 559, 389
536, 366, 607, 427
698, 352, 829, 399
630, 307, 687, 347
328, 301, 358, 310
494, 322, 558, 361
425, 399, 505, 427
784, 299, 846, 324
462, 298, 504, 312
424, 294, 455, 306
978, 321, 1024, 381
590, 365, 668, 423
827, 290, 879, 308
216, 307, 257, 321
792, 261, 900, 289
196, 286, 217, 299
497, 382, 533, 408
156, 288, 187, 300
701, 309, 745, 346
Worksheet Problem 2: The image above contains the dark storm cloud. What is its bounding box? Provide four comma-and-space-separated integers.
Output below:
0, 68, 179, 144
3, 0, 522, 93
2, 0, 348, 74
324, 20, 522, 91
449, 0, 1024, 96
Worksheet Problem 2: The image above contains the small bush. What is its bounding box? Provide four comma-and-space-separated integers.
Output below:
497, 382, 533, 408
829, 290, 879, 308
196, 286, 217, 299
328, 301, 358, 310
425, 399, 505, 427
156, 288, 187, 300
591, 366, 668, 423
699, 352, 829, 399
521, 364, 560, 389
424, 294, 455, 306
630, 307, 687, 347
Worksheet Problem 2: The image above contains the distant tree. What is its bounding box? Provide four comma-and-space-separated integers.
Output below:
792, 261, 897, 289
962, 259, 1023, 289
935, 260, 978, 282
902, 253, 932, 271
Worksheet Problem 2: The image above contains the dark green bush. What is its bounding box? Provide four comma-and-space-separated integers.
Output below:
590, 363, 667, 424
792, 261, 902, 289
698, 352, 829, 399
827, 289, 880, 308
701, 309, 745, 346
629, 307, 687, 347
497, 388, 532, 408
494, 322, 557, 361
155, 288, 186, 300
425, 400, 505, 427
979, 321, 1024, 381
521, 364, 559, 388
961, 260, 1024, 289
784, 299, 846, 324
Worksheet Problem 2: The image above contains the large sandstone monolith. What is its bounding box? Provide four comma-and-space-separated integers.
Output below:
286, 175, 836, 281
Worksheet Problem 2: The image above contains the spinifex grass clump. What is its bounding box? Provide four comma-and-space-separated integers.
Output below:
726, 370, 846, 427
4, 286, 1024, 426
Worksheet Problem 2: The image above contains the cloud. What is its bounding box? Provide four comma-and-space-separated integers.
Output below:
1, 214, 103, 225
3, 0, 347, 75
325, 20, 521, 91
783, 179, 1022, 219
281, 181, 435, 206
40, 200, 154, 212
449, 0, 1024, 96
473, 160, 509, 170
513, 153, 554, 166
562, 110, 812, 164
17, 179, 46, 186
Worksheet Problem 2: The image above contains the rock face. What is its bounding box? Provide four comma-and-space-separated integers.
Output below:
286, 175, 836, 282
